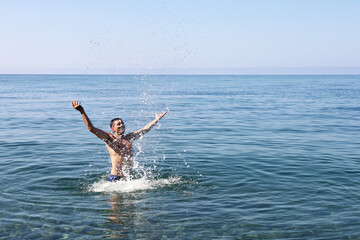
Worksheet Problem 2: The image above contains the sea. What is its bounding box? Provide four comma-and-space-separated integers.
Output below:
1, 74, 360, 239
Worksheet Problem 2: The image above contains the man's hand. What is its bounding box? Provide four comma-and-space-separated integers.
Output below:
155, 111, 167, 120
72, 100, 84, 113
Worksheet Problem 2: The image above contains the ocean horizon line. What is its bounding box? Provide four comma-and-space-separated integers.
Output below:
1, 67, 360, 75
1, 73, 360, 76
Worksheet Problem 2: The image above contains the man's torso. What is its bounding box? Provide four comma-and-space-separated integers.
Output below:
106, 134, 133, 177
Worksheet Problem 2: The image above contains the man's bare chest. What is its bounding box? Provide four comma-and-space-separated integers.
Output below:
107, 137, 132, 154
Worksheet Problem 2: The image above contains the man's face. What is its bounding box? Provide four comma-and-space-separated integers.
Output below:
111, 120, 125, 135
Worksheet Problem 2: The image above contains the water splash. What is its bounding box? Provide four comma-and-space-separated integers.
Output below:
86, 75, 194, 194
89, 176, 182, 193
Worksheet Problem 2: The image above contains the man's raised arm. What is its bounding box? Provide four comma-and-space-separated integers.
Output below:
72, 100, 110, 141
126, 111, 167, 141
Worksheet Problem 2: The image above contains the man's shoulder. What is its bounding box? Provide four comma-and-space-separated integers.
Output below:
102, 132, 114, 141
106, 132, 115, 138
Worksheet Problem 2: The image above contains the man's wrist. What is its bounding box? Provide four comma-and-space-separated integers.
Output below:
76, 106, 85, 113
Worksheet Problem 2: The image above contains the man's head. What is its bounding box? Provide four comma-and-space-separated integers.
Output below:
110, 118, 125, 135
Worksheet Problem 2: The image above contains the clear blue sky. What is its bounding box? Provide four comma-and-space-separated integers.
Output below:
1, 0, 359, 74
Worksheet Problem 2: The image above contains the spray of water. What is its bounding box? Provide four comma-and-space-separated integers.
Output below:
87, 75, 196, 194
88, 137, 184, 193
90, 176, 182, 193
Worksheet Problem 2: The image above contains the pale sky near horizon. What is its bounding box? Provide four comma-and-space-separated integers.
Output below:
1, 0, 360, 74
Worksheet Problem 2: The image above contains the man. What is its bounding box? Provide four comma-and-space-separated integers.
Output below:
72, 100, 167, 182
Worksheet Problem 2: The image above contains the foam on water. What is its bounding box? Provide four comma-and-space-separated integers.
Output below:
89, 176, 182, 193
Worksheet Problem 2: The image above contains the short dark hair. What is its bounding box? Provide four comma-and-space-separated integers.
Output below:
110, 118, 123, 128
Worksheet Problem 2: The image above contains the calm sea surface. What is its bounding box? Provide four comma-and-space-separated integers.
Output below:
1, 74, 360, 239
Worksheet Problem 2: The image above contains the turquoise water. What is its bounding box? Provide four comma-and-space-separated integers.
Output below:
1, 74, 360, 239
